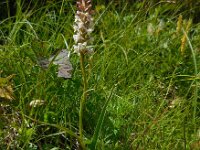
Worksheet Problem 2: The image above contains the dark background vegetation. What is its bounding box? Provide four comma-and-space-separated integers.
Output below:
0, 0, 200, 23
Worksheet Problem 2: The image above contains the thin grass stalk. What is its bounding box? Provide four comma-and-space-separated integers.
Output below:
182, 28, 198, 132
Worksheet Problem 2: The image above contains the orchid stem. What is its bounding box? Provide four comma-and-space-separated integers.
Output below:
79, 52, 87, 148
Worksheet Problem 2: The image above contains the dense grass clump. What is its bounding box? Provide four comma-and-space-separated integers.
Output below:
0, 1, 200, 149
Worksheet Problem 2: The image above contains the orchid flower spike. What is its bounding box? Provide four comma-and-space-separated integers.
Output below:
73, 0, 94, 54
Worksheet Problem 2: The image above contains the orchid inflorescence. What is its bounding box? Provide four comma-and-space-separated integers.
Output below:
73, 0, 94, 54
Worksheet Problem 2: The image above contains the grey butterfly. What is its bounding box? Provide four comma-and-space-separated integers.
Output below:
38, 49, 73, 79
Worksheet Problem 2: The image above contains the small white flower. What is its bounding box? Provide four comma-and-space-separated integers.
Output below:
82, 42, 87, 46
75, 15, 82, 22
73, 24, 79, 32
87, 28, 93, 34
74, 43, 86, 53
73, 33, 84, 43
77, 21, 85, 29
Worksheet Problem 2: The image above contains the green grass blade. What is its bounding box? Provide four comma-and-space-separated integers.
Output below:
183, 28, 198, 132
89, 86, 115, 149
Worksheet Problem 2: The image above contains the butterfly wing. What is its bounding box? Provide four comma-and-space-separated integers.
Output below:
38, 49, 73, 78
57, 65, 72, 79
53, 50, 73, 79
49, 49, 70, 65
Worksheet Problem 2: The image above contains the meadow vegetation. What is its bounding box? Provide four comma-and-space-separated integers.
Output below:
0, 0, 200, 149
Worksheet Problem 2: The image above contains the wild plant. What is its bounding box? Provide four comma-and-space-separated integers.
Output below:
73, 1, 113, 149
73, 0, 94, 142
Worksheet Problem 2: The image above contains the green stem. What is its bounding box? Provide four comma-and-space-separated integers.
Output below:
79, 52, 87, 147
183, 29, 198, 132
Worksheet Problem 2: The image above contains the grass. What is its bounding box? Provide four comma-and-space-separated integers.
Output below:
0, 1, 200, 149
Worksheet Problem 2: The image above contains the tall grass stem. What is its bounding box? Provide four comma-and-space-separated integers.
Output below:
79, 52, 87, 148
183, 29, 198, 132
